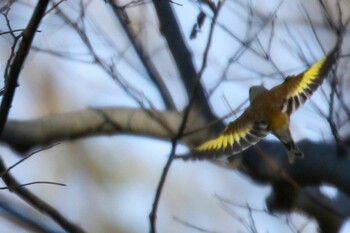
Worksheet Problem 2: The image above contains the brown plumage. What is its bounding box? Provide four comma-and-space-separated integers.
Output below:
194, 40, 341, 163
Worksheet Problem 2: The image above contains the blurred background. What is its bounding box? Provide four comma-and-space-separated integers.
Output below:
0, 0, 349, 232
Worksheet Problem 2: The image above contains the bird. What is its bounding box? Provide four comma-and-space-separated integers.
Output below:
192, 40, 342, 163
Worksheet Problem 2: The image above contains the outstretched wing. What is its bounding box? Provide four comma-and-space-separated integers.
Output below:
193, 111, 270, 160
271, 41, 341, 115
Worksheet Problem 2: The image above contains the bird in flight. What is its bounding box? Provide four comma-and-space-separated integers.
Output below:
193, 40, 342, 163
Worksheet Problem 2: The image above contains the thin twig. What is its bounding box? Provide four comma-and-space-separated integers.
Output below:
0, 158, 85, 233
173, 216, 220, 233
0, 180, 66, 190
149, 1, 224, 232
0, 0, 48, 135
110, 0, 177, 110
3, 143, 60, 175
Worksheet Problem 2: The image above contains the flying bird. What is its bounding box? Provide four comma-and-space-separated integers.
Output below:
193, 40, 341, 163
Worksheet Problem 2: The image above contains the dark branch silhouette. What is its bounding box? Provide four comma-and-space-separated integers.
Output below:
0, 0, 349, 232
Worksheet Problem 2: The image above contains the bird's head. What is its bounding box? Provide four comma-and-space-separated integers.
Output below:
249, 85, 268, 102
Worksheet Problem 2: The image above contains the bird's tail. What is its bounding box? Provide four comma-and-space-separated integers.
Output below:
274, 128, 304, 163
282, 140, 304, 163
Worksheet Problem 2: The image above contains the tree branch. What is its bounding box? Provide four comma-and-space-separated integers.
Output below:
236, 140, 350, 197
1, 106, 350, 232
0, 107, 208, 154
267, 185, 348, 233
152, 0, 224, 132
0, 158, 85, 233
1, 107, 349, 200
0, 194, 64, 233
0, 0, 49, 135
108, 0, 177, 110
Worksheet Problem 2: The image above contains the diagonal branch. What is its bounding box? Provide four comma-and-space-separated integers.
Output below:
267, 184, 347, 233
0, 194, 65, 233
0, 0, 49, 135
152, 0, 224, 132
149, 2, 224, 232
0, 158, 85, 233
109, 0, 177, 110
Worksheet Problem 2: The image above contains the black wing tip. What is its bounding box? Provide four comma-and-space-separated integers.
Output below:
173, 154, 193, 161
179, 147, 229, 161
180, 120, 270, 161
174, 151, 216, 161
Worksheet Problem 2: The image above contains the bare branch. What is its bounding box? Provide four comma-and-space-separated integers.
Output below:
109, 0, 177, 110
0, 107, 207, 154
0, 194, 64, 233
0, 0, 49, 135
0, 158, 85, 233
152, 0, 223, 131
149, 2, 224, 232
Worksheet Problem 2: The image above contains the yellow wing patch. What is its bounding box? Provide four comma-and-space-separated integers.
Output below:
194, 116, 269, 159
291, 56, 327, 97
272, 42, 340, 115
196, 127, 250, 152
